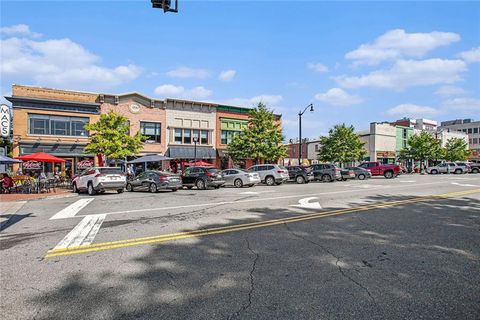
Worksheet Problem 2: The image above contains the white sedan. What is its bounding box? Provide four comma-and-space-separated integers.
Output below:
221, 169, 261, 188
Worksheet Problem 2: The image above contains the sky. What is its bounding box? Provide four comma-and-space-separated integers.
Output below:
1, 0, 479, 140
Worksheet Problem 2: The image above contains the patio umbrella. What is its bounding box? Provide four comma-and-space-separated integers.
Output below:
0, 155, 23, 164
15, 152, 65, 163
127, 154, 172, 164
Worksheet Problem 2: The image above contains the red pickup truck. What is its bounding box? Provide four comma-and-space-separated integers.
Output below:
359, 162, 401, 179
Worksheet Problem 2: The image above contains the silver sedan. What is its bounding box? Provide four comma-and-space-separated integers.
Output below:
221, 169, 261, 188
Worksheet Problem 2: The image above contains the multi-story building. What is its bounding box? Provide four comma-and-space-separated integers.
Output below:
360, 122, 397, 164
215, 105, 251, 169
6, 85, 280, 175
440, 119, 480, 161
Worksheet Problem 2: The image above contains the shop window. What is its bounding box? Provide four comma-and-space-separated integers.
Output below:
140, 122, 161, 143
29, 114, 88, 137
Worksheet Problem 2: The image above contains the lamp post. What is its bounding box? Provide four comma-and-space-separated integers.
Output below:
193, 137, 198, 164
298, 103, 314, 165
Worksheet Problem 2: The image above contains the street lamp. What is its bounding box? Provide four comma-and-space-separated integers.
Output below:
298, 103, 314, 165
151, 0, 178, 13
193, 136, 198, 164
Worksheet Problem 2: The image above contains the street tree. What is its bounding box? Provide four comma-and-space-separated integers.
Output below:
84, 111, 146, 164
400, 131, 443, 170
444, 137, 471, 162
317, 124, 366, 165
227, 103, 287, 163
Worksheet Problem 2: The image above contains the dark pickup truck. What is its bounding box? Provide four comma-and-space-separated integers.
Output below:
358, 162, 401, 179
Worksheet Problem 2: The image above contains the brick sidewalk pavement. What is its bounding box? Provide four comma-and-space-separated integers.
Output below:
0, 189, 75, 203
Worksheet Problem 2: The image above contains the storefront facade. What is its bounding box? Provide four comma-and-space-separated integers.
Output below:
7, 85, 100, 177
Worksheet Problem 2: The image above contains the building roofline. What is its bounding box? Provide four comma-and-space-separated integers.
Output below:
5, 96, 101, 107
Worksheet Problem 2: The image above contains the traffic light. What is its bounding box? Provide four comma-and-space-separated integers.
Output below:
151, 0, 178, 13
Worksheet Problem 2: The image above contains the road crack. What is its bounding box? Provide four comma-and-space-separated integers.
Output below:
227, 238, 258, 320
283, 223, 382, 313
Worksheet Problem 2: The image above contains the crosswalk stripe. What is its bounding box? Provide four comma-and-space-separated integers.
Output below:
54, 214, 106, 249
50, 199, 94, 220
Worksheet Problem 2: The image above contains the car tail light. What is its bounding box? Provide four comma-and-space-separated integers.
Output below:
205, 172, 216, 177
159, 176, 167, 181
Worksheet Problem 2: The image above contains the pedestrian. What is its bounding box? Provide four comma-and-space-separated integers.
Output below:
1, 173, 14, 193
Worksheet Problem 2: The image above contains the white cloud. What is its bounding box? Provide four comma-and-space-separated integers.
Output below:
335, 59, 467, 89
154, 84, 212, 100
442, 98, 480, 111
0, 24, 42, 38
314, 88, 363, 106
434, 85, 467, 96
223, 95, 283, 108
219, 69, 236, 82
458, 47, 480, 63
345, 29, 460, 65
0, 34, 141, 90
387, 103, 440, 118
166, 67, 210, 79
307, 63, 329, 73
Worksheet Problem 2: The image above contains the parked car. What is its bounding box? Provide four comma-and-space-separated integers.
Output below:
345, 166, 372, 180
247, 164, 289, 186
221, 169, 261, 188
285, 166, 314, 184
338, 168, 356, 181
465, 162, 480, 173
455, 162, 473, 173
358, 162, 401, 179
72, 167, 126, 195
426, 162, 467, 174
126, 170, 182, 193
310, 163, 342, 182
181, 166, 225, 190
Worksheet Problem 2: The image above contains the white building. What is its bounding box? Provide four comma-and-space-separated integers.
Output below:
440, 119, 480, 161
360, 122, 397, 163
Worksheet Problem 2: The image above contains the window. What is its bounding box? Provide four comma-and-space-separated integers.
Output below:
140, 122, 161, 143
174, 128, 182, 143
403, 129, 407, 139
474, 128, 478, 134
201, 130, 208, 144
28, 114, 88, 136
183, 129, 191, 144
220, 130, 239, 145
192, 129, 200, 143
473, 138, 478, 144
468, 128, 473, 134
315, 144, 319, 151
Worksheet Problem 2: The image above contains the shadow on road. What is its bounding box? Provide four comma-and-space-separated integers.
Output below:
26, 194, 480, 320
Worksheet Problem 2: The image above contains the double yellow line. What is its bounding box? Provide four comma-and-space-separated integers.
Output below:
45, 188, 480, 258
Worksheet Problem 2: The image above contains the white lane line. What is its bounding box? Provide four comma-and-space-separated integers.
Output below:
54, 214, 106, 249
240, 190, 276, 195
75, 180, 449, 218
50, 199, 94, 220
451, 182, 478, 187
399, 180, 416, 183
291, 197, 322, 209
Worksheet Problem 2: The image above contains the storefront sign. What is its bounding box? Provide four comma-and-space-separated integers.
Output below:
376, 151, 396, 158
77, 159, 94, 170
0, 104, 11, 138
23, 161, 41, 169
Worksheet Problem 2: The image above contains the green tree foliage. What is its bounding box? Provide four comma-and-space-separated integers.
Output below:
227, 103, 287, 163
84, 111, 146, 161
400, 131, 443, 168
317, 124, 367, 165
444, 137, 471, 161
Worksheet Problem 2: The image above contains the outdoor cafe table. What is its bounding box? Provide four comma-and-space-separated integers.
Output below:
12, 176, 53, 194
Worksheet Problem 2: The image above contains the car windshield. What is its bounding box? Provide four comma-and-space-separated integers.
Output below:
99, 168, 123, 175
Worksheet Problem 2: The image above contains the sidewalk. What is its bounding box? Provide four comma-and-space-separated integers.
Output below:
0, 188, 75, 202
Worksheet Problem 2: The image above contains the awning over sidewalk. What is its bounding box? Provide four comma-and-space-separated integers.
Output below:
166, 146, 216, 159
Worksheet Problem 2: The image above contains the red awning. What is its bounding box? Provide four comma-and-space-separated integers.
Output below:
16, 152, 66, 163
183, 161, 214, 167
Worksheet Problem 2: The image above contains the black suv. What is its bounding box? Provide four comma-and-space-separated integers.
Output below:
181, 166, 225, 190
286, 166, 314, 184
310, 163, 342, 182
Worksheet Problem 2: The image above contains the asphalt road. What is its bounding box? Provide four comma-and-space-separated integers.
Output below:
1, 174, 479, 320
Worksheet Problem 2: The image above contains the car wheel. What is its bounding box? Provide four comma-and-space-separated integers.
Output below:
358, 174, 365, 180
117, 189, 124, 194
454, 169, 462, 174
295, 176, 305, 184
321, 174, 331, 182
87, 183, 96, 196
384, 171, 394, 179
431, 169, 438, 174
171, 188, 178, 192
126, 183, 133, 192
196, 179, 206, 190
72, 183, 79, 193
234, 178, 244, 188
149, 183, 157, 193
472, 168, 479, 173
265, 176, 275, 186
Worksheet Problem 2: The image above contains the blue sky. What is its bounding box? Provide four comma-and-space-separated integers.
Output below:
1, 1, 479, 139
